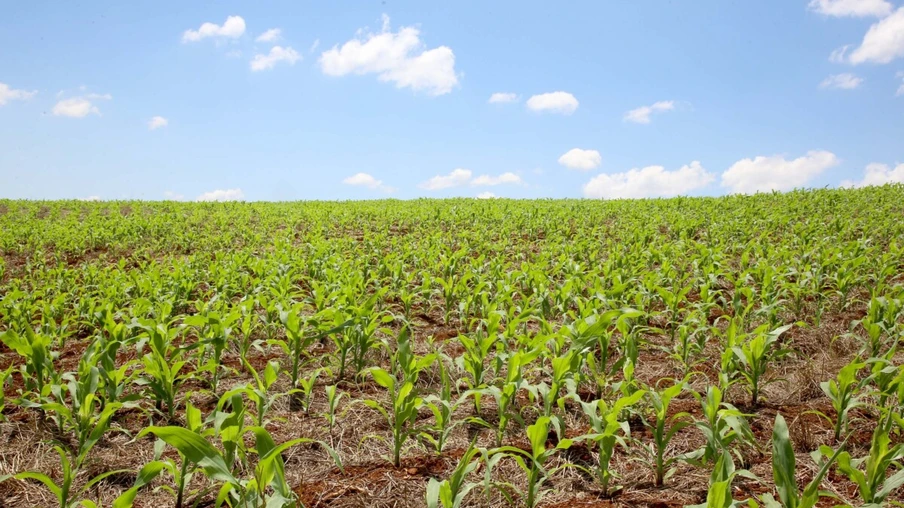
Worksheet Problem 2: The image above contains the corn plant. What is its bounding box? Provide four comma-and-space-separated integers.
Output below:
691, 385, 757, 467
456, 313, 500, 413
31, 359, 124, 470
323, 384, 345, 436
732, 324, 792, 406
365, 366, 429, 467
821, 415, 904, 506
484, 416, 573, 508
759, 413, 843, 508
423, 359, 469, 454
636, 380, 693, 487
472, 347, 539, 447
426, 441, 485, 508
0, 446, 132, 508
184, 305, 240, 391
813, 358, 867, 442
0, 328, 55, 398
687, 450, 757, 508
570, 390, 646, 497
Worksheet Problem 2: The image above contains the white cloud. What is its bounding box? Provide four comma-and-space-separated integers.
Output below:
182, 16, 246, 43
721, 150, 839, 194
418, 168, 473, 190
79, 196, 101, 202
488, 92, 519, 104
163, 191, 185, 201
256, 28, 281, 43
250, 46, 301, 71
808, 0, 893, 17
342, 172, 396, 193
525, 91, 579, 114
471, 172, 522, 186
476, 192, 498, 199
849, 7, 904, 64
0, 82, 37, 106
148, 116, 168, 130
819, 73, 863, 89
196, 188, 245, 202
319, 14, 458, 96
52, 97, 101, 117
829, 45, 851, 63
558, 148, 602, 171
418, 169, 523, 190
583, 161, 714, 199
623, 100, 675, 124
841, 162, 904, 187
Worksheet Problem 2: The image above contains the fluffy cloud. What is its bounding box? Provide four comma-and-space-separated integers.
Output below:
583, 161, 714, 199
148, 116, 168, 130
418, 168, 473, 190
196, 188, 245, 202
849, 7, 904, 64
819, 73, 863, 89
488, 92, 519, 104
256, 28, 281, 43
163, 191, 185, 201
342, 172, 396, 193
52, 95, 109, 118
476, 192, 498, 199
418, 169, 522, 190
471, 172, 522, 186
79, 196, 102, 202
623, 100, 675, 124
721, 150, 839, 194
525, 91, 579, 114
841, 162, 904, 187
250, 46, 301, 71
319, 14, 458, 96
558, 148, 602, 171
182, 16, 246, 43
0, 82, 37, 106
808, 0, 893, 17
829, 45, 851, 63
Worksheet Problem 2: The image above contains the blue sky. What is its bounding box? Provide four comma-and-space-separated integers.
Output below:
1, 0, 903, 201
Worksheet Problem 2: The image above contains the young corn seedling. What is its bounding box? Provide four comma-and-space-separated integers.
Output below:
636, 380, 693, 487
365, 365, 430, 467
0, 445, 132, 508
760, 413, 844, 508
569, 390, 646, 497
471, 345, 541, 447
690, 385, 757, 468
278, 304, 350, 385
687, 450, 757, 508
0, 328, 56, 399
532, 348, 582, 438
812, 357, 867, 442
426, 441, 485, 508
456, 313, 500, 414
323, 384, 345, 437
423, 359, 469, 454
183, 305, 240, 392
732, 324, 792, 406
821, 413, 904, 506
484, 416, 574, 508
32, 358, 124, 470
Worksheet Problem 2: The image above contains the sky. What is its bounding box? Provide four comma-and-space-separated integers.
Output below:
1, 0, 903, 201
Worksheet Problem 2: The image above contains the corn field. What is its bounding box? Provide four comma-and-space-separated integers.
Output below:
1, 186, 904, 507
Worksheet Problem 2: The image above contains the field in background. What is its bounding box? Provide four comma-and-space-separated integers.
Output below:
1, 187, 904, 507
